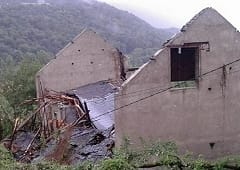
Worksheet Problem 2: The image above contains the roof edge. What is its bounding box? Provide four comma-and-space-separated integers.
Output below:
121, 61, 149, 88
55, 28, 94, 57
163, 7, 240, 47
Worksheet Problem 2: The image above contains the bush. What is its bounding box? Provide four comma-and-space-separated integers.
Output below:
0, 94, 14, 139
97, 158, 135, 170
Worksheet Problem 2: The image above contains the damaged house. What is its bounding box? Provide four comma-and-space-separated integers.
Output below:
36, 28, 127, 131
36, 29, 126, 97
3, 29, 127, 164
115, 7, 240, 158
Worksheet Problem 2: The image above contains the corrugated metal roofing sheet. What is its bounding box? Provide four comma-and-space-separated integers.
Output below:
72, 81, 118, 130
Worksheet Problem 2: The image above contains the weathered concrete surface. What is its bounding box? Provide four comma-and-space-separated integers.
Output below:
36, 29, 126, 97
115, 8, 240, 158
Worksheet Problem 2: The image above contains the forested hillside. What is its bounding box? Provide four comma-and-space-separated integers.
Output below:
0, 0, 178, 66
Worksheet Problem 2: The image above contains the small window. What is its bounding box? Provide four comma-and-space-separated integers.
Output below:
171, 47, 198, 88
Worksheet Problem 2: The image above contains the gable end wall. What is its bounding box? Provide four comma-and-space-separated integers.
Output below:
115, 8, 240, 158
36, 30, 124, 96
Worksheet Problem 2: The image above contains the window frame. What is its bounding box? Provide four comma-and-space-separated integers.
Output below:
169, 45, 200, 89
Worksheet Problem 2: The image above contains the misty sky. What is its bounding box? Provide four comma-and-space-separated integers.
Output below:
97, 0, 240, 29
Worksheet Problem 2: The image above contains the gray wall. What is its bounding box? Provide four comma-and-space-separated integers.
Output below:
36, 29, 124, 97
115, 8, 240, 158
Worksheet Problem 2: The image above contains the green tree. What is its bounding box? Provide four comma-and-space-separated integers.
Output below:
0, 56, 43, 117
0, 94, 14, 139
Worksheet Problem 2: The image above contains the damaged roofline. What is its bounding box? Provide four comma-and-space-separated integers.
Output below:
55, 27, 92, 58
36, 28, 104, 75
55, 28, 116, 58
121, 47, 167, 88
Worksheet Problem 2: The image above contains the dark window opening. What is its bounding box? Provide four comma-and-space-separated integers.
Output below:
171, 47, 198, 82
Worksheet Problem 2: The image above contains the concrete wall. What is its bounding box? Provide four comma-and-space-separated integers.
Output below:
115, 8, 240, 158
36, 29, 125, 97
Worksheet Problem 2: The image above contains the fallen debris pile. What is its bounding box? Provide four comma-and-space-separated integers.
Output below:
1, 92, 115, 165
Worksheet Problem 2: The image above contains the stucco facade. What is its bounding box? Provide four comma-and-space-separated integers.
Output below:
36, 29, 126, 97
115, 8, 240, 158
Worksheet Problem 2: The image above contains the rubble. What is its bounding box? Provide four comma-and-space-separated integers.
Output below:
1, 91, 115, 165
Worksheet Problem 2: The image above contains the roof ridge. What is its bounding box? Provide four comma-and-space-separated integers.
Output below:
163, 7, 220, 47
180, 7, 212, 32
55, 28, 97, 57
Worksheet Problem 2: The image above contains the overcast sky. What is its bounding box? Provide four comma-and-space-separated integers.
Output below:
97, 0, 240, 29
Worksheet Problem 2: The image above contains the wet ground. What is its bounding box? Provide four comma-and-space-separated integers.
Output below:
7, 125, 114, 165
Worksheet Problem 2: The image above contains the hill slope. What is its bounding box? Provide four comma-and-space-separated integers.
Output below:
0, 0, 178, 66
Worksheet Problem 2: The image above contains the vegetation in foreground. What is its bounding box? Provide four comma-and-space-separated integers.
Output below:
1, 139, 240, 170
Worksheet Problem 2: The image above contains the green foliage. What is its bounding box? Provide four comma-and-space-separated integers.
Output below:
0, 57, 43, 116
0, 146, 70, 170
111, 140, 240, 170
0, 53, 47, 139
0, 144, 15, 166
0, 94, 14, 138
74, 161, 94, 170
113, 137, 136, 162
30, 161, 70, 170
2, 140, 240, 169
191, 157, 210, 170
97, 158, 135, 170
